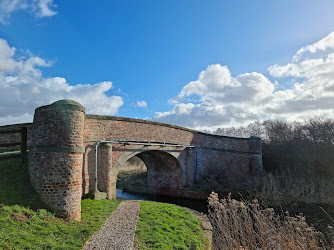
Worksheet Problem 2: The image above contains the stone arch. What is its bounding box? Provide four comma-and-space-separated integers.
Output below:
110, 146, 185, 198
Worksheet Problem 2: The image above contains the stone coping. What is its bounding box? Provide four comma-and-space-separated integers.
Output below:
0, 116, 260, 143
0, 123, 33, 130
85, 114, 258, 141
36, 100, 85, 113
83, 137, 194, 145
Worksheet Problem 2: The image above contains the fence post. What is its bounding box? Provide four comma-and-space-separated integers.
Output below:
21, 127, 27, 163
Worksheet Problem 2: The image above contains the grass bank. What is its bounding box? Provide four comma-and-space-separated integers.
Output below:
134, 201, 207, 249
0, 157, 120, 249
0, 200, 120, 249
0, 158, 44, 209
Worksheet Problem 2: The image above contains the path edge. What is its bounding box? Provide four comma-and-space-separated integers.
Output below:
81, 200, 123, 249
187, 208, 213, 250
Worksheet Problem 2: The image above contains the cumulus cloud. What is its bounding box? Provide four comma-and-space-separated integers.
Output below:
136, 100, 147, 108
154, 32, 334, 130
0, 38, 123, 125
0, 0, 56, 23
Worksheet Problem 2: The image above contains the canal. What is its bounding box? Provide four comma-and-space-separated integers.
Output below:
116, 189, 208, 213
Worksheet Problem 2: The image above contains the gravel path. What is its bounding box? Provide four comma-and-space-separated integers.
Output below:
82, 200, 141, 250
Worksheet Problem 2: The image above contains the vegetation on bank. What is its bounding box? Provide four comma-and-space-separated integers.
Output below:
0, 200, 120, 249
0, 158, 43, 209
0, 158, 120, 249
208, 192, 333, 249
134, 201, 207, 249
203, 117, 334, 248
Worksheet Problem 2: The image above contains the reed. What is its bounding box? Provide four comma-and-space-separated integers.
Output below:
254, 168, 334, 206
208, 192, 331, 249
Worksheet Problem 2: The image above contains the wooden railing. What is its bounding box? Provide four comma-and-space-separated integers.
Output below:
0, 127, 28, 161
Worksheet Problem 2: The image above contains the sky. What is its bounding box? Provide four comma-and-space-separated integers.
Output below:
1, 0, 334, 130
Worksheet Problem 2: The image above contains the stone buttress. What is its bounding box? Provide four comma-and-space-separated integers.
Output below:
29, 100, 85, 221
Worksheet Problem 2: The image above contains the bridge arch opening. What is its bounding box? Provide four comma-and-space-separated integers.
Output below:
115, 150, 183, 197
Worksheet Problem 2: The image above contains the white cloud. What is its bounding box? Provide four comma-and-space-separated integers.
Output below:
154, 32, 334, 130
0, 38, 123, 125
34, 0, 56, 18
0, 0, 56, 24
136, 100, 147, 108
293, 32, 334, 62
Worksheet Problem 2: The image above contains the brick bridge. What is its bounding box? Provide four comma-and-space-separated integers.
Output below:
27, 100, 263, 221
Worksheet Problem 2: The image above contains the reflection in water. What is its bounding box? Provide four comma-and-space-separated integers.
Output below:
116, 189, 208, 214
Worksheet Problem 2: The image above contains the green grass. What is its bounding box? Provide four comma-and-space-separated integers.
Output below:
134, 201, 206, 250
0, 158, 44, 209
0, 158, 120, 249
0, 200, 120, 249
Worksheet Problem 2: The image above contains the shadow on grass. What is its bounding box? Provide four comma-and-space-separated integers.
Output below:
0, 157, 44, 210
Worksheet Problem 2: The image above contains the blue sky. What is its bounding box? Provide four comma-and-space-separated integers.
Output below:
1, 0, 334, 129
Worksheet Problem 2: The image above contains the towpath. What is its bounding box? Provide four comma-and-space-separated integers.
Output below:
82, 200, 140, 250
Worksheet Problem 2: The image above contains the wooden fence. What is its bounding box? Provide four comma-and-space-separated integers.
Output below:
0, 127, 27, 161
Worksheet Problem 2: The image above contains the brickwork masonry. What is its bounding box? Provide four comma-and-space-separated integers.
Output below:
29, 100, 85, 221
0, 99, 263, 221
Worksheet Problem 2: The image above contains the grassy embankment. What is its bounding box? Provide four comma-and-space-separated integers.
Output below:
0, 157, 120, 249
134, 201, 207, 249
0, 157, 207, 249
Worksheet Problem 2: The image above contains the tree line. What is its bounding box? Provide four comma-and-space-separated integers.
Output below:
206, 117, 334, 179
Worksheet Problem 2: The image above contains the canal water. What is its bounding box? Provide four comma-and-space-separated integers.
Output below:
116, 189, 209, 213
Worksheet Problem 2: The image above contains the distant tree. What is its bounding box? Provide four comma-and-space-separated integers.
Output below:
211, 117, 334, 178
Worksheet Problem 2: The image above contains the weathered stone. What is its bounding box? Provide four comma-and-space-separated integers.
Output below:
87, 190, 107, 200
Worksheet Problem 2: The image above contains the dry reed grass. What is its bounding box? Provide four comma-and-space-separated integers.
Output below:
254, 169, 334, 207
208, 192, 331, 249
